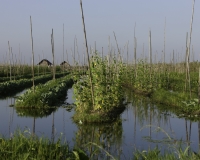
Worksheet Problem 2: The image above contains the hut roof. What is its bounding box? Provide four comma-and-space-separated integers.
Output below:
60, 61, 70, 66
37, 59, 52, 66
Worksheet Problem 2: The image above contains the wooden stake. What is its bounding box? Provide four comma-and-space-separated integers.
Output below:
80, 0, 95, 108
30, 16, 35, 92
51, 29, 55, 80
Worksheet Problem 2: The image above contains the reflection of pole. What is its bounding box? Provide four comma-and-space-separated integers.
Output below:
198, 122, 200, 153
51, 112, 55, 142
134, 102, 137, 144
9, 107, 12, 137
149, 104, 152, 138
63, 108, 65, 137
189, 121, 192, 145
33, 117, 35, 135
185, 120, 192, 155
89, 126, 95, 159
185, 120, 189, 146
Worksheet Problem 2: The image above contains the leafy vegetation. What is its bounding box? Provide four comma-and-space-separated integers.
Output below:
73, 52, 124, 123
0, 72, 67, 97
15, 75, 73, 108
122, 60, 200, 116
0, 128, 89, 160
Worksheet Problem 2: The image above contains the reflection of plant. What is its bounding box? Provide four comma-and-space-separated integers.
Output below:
74, 118, 122, 159
16, 107, 57, 118
73, 52, 124, 122
136, 125, 199, 160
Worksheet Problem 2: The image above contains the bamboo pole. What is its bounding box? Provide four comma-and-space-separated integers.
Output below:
63, 23, 65, 75
126, 41, 129, 78
198, 67, 200, 104
80, 0, 95, 108
8, 41, 12, 81
185, 32, 188, 91
186, 0, 195, 98
164, 17, 166, 64
75, 36, 81, 72
30, 16, 35, 92
11, 47, 15, 80
113, 31, 122, 62
149, 30, 152, 82
134, 23, 137, 78
51, 29, 55, 80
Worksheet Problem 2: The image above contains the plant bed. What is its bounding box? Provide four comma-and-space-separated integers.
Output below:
127, 86, 200, 118
122, 83, 152, 97
73, 52, 125, 123
150, 89, 200, 116
15, 75, 73, 108
0, 72, 68, 98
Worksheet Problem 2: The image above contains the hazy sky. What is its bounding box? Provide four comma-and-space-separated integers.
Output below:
0, 0, 199, 65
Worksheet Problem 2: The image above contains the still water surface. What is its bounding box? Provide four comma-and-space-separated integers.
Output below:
0, 89, 200, 159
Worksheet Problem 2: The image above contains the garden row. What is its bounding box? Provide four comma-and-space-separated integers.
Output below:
16, 74, 73, 108
122, 60, 200, 118
0, 72, 67, 97
72, 51, 200, 122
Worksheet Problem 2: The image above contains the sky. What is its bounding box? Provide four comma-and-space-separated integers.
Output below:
0, 0, 200, 65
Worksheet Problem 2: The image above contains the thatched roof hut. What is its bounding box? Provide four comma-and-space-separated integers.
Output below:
37, 59, 52, 66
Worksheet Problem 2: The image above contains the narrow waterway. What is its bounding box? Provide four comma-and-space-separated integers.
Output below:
0, 89, 199, 159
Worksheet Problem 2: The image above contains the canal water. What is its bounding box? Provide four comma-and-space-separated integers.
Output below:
0, 89, 200, 159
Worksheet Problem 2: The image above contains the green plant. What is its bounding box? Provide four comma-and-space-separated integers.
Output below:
16, 75, 73, 108
0, 128, 89, 160
73, 52, 124, 122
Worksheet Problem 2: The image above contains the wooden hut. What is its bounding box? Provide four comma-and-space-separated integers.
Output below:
60, 61, 71, 69
37, 59, 52, 67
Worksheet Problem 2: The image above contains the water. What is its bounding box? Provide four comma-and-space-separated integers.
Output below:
0, 89, 200, 159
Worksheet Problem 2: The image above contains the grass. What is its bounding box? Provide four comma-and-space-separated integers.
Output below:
133, 147, 200, 160
0, 128, 88, 160
133, 125, 200, 160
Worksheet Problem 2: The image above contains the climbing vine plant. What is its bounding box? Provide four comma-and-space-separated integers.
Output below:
73, 52, 124, 114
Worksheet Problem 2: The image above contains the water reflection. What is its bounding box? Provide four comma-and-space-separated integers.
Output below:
15, 107, 57, 118
123, 90, 200, 155
74, 118, 123, 159
1, 88, 200, 158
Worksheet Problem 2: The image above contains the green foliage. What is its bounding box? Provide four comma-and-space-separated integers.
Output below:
73, 52, 124, 120
122, 60, 200, 116
0, 72, 67, 97
16, 75, 73, 108
0, 128, 89, 160
181, 99, 200, 114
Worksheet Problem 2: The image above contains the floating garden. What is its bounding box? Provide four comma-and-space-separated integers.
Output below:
15, 75, 73, 108
0, 72, 67, 98
73, 52, 125, 123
